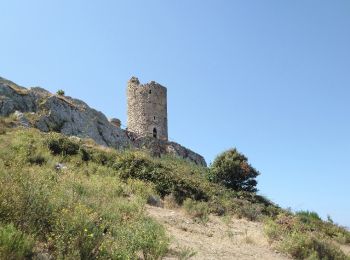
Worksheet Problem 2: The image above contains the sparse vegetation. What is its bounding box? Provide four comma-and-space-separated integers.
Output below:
177, 246, 197, 259
264, 212, 350, 259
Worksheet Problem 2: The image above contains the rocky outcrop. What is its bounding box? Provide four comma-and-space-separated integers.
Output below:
133, 137, 207, 166
0, 77, 131, 149
0, 77, 207, 166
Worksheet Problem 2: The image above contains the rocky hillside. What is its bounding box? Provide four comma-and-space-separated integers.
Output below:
0, 76, 206, 166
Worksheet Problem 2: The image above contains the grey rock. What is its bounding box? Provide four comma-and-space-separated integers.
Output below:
147, 195, 163, 207
14, 111, 30, 127
0, 79, 38, 115
0, 96, 15, 116
133, 137, 206, 166
55, 163, 67, 171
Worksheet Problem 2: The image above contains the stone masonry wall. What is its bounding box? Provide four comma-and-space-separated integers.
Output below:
127, 77, 168, 141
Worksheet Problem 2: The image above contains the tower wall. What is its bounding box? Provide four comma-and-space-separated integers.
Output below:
127, 77, 168, 141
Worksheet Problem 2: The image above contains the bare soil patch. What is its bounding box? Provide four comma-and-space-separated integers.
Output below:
146, 205, 291, 260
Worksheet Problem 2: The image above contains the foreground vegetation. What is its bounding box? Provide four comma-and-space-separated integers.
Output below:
0, 119, 349, 259
265, 211, 350, 259
0, 127, 169, 259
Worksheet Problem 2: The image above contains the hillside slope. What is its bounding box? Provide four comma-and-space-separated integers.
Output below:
147, 205, 291, 259
0, 125, 349, 259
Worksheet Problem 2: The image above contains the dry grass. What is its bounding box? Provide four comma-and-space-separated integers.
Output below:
7, 84, 29, 95
55, 95, 86, 111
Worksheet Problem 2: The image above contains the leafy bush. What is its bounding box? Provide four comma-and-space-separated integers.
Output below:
115, 151, 210, 203
47, 135, 80, 156
27, 153, 47, 165
210, 148, 259, 192
296, 210, 321, 222
56, 89, 65, 96
0, 223, 34, 259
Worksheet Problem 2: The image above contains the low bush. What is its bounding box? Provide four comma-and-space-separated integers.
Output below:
115, 151, 210, 203
46, 135, 80, 156
56, 89, 65, 96
27, 153, 47, 165
0, 223, 34, 259
296, 210, 321, 223
280, 232, 347, 260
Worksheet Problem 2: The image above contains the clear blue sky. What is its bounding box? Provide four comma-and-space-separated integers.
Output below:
1, 1, 349, 227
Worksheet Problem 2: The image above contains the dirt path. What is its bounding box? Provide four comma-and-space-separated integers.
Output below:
146, 205, 291, 260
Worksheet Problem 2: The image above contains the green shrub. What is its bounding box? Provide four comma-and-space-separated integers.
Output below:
79, 148, 91, 162
210, 148, 259, 192
296, 210, 321, 223
47, 135, 80, 156
52, 204, 104, 259
183, 198, 209, 222
115, 151, 209, 203
0, 223, 34, 259
27, 153, 47, 165
56, 89, 65, 96
263, 205, 282, 218
131, 217, 169, 259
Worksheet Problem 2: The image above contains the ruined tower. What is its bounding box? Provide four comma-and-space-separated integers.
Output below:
127, 77, 168, 141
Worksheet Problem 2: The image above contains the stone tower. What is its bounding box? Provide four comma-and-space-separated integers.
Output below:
127, 77, 168, 141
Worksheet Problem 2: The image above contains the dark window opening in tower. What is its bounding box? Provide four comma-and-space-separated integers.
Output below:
149, 90, 152, 94
154, 116, 156, 120
153, 128, 157, 138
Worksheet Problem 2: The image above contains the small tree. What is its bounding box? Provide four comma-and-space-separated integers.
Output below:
210, 148, 259, 192
56, 89, 65, 96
